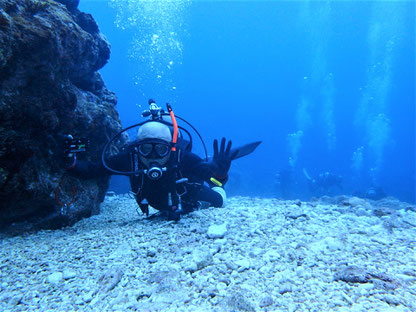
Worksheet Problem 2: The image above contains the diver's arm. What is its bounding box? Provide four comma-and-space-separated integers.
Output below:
181, 152, 227, 207
66, 159, 107, 178
67, 152, 130, 178
202, 138, 238, 207
196, 185, 226, 208
180, 152, 218, 184
210, 138, 238, 185
180, 150, 231, 186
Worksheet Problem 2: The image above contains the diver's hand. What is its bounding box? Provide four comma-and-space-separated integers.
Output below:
212, 138, 238, 178
62, 134, 76, 169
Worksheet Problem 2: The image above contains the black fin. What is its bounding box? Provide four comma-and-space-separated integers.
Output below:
231, 141, 262, 160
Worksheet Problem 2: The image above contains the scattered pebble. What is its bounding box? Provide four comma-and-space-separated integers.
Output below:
47, 272, 63, 284
207, 223, 228, 239
63, 269, 77, 280
0, 195, 415, 311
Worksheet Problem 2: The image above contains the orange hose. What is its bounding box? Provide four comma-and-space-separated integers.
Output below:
167, 104, 178, 151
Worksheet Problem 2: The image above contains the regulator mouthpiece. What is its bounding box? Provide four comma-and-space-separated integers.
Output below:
145, 166, 167, 180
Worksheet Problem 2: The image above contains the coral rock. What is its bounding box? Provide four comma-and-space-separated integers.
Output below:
0, 0, 123, 230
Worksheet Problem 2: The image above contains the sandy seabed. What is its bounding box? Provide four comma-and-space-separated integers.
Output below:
0, 194, 415, 312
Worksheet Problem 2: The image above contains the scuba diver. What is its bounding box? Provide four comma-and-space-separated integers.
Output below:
353, 186, 386, 200
303, 168, 343, 197
65, 100, 261, 221
274, 168, 294, 199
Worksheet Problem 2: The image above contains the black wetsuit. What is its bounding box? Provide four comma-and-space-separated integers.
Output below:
69, 149, 224, 213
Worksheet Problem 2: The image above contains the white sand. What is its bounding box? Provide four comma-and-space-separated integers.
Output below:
0, 195, 415, 311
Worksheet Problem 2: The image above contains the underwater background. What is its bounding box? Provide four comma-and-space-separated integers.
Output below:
79, 0, 415, 203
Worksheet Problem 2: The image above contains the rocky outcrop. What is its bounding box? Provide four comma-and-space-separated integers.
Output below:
0, 0, 123, 229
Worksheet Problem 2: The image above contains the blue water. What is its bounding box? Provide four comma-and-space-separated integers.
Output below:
80, 0, 415, 203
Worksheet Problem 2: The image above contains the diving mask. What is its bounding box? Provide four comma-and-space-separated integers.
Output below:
137, 140, 171, 159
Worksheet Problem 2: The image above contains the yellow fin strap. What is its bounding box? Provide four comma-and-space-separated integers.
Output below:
210, 177, 223, 187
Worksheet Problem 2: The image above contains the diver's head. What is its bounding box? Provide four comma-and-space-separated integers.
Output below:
137, 121, 172, 168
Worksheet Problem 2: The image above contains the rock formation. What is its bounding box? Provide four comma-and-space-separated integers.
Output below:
0, 0, 123, 230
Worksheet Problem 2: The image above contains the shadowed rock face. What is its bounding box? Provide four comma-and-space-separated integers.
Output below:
0, 0, 124, 230
55, 0, 80, 13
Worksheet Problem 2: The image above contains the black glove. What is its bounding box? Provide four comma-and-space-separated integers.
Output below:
212, 137, 238, 178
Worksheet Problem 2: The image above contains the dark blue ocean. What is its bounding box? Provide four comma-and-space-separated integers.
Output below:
79, 0, 415, 203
